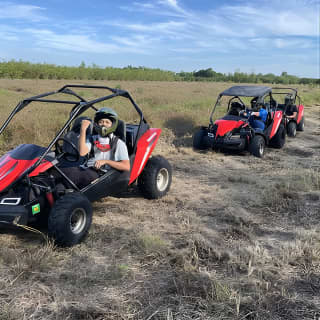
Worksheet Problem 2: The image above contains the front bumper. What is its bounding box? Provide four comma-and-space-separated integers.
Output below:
209, 135, 246, 151
0, 204, 28, 225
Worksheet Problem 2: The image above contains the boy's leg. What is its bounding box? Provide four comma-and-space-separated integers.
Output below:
253, 120, 265, 130
60, 167, 99, 189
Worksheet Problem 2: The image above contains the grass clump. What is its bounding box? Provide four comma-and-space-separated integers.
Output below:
132, 233, 169, 258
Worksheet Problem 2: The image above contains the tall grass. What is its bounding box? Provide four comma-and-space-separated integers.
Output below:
1, 79, 317, 154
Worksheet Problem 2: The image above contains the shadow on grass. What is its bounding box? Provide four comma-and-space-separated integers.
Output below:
164, 116, 197, 148
164, 116, 196, 138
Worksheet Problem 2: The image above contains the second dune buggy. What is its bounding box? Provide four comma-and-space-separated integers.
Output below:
193, 85, 286, 158
0, 84, 172, 246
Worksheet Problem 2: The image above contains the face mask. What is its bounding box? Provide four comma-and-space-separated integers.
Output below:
100, 126, 111, 137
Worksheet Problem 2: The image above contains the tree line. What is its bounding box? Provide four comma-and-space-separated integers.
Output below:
0, 60, 318, 85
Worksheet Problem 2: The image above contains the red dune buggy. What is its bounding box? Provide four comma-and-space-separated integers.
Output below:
272, 87, 305, 137
0, 85, 172, 246
193, 85, 286, 158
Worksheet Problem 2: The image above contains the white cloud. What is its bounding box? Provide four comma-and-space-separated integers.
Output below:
121, 0, 189, 18
0, 25, 19, 41
0, 3, 46, 22
220, 3, 318, 37
117, 0, 318, 55
113, 20, 187, 39
0, 31, 18, 41
157, 0, 189, 15
25, 29, 147, 54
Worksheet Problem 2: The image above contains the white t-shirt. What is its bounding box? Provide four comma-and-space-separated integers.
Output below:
85, 133, 129, 170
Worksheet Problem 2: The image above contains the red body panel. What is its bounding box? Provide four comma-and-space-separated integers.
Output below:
215, 119, 245, 137
129, 128, 161, 184
0, 154, 53, 192
297, 104, 304, 124
270, 110, 283, 139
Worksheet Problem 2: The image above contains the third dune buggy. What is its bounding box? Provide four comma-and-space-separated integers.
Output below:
193, 85, 286, 158
0, 84, 172, 246
272, 87, 305, 137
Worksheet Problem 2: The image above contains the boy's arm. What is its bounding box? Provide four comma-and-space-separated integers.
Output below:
95, 159, 130, 171
79, 120, 91, 156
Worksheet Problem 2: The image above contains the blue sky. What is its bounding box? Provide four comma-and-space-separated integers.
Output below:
0, 0, 319, 78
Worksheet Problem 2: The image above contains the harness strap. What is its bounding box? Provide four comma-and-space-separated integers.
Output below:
89, 135, 119, 160
110, 136, 119, 161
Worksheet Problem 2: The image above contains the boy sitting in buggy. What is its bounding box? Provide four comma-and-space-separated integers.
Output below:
60, 107, 130, 189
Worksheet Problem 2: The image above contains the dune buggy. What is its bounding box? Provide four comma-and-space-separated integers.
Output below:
0, 84, 172, 246
193, 85, 286, 158
272, 87, 305, 137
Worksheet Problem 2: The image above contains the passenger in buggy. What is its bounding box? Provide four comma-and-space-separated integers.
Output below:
229, 101, 245, 116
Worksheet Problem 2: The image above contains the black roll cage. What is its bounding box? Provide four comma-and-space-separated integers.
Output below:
271, 87, 301, 105
209, 91, 275, 125
0, 84, 147, 186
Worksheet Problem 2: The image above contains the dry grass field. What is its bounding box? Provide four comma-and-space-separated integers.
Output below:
0, 79, 319, 319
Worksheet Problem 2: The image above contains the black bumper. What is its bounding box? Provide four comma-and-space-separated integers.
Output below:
210, 136, 246, 151
0, 204, 28, 225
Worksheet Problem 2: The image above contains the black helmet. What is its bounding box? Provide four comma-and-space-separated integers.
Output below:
251, 97, 260, 111
94, 107, 118, 137
284, 95, 293, 106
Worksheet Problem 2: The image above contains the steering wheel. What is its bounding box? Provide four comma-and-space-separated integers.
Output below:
239, 109, 250, 117
54, 138, 80, 162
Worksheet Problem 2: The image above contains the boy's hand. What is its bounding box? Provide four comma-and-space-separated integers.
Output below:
94, 160, 106, 169
81, 120, 91, 131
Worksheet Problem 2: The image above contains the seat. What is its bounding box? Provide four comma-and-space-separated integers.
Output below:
270, 98, 278, 109
114, 120, 126, 142
229, 102, 244, 116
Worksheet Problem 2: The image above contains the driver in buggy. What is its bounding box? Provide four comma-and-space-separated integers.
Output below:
284, 95, 298, 120
59, 107, 130, 189
241, 97, 268, 130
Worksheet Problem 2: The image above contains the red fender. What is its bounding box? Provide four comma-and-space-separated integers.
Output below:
270, 110, 283, 139
296, 104, 304, 124
129, 128, 161, 184
0, 154, 54, 192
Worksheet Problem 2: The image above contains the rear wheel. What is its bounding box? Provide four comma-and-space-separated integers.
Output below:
297, 116, 305, 131
249, 135, 265, 158
270, 124, 286, 148
138, 156, 172, 199
193, 129, 209, 150
48, 192, 92, 246
287, 121, 297, 137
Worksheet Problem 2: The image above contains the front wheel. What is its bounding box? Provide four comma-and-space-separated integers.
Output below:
297, 116, 305, 131
48, 193, 92, 246
249, 135, 265, 158
138, 156, 172, 199
193, 129, 210, 150
287, 121, 297, 137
